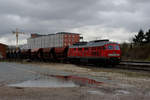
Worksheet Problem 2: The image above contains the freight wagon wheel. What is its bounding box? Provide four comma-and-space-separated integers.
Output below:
27, 49, 31, 60
63, 46, 69, 57
52, 52, 57, 61
16, 50, 21, 59
50, 48, 57, 62
6, 51, 10, 59
49, 52, 52, 60
37, 49, 43, 61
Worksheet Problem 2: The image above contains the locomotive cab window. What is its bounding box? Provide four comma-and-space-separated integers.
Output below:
115, 45, 120, 50
108, 45, 113, 50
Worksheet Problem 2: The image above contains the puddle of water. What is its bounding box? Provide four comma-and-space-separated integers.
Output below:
88, 90, 104, 95
8, 75, 103, 88
8, 77, 77, 88
115, 90, 131, 95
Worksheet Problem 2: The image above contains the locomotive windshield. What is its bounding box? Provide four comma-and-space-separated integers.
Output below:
115, 45, 120, 50
107, 44, 120, 50
108, 45, 113, 50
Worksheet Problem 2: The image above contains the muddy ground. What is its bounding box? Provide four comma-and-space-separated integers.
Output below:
0, 61, 150, 100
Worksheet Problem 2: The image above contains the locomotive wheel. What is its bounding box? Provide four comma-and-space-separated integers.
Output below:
39, 50, 44, 61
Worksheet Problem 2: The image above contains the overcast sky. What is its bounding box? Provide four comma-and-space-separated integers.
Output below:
0, 0, 150, 45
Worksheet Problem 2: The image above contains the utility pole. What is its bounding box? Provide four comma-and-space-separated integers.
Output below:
12, 28, 25, 50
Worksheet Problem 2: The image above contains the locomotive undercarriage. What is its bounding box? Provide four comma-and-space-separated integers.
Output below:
68, 57, 120, 65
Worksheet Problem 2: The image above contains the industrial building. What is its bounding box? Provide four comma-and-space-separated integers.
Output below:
27, 32, 81, 49
0, 43, 7, 59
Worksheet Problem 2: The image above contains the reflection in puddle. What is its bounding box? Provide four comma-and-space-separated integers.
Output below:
8, 75, 103, 88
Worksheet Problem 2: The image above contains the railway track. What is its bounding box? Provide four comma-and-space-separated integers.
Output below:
2, 59, 150, 71
70, 60, 150, 72
117, 60, 150, 71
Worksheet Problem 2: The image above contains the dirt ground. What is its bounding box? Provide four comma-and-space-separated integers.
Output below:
0, 62, 150, 100
0, 86, 149, 100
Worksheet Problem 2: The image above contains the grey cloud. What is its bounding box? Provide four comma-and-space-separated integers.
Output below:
0, 0, 150, 45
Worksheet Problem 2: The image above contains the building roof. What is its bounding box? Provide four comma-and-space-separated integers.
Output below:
0, 43, 7, 47
56, 32, 80, 35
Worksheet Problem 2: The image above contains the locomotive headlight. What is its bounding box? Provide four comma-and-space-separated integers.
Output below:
108, 54, 120, 56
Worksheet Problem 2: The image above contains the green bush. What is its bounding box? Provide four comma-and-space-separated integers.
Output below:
120, 43, 150, 61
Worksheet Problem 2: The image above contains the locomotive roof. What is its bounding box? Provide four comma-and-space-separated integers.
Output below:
70, 40, 118, 48
56, 32, 80, 35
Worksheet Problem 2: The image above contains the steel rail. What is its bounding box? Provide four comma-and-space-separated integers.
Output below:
117, 61, 150, 71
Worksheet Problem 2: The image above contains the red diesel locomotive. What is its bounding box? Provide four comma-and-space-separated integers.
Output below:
68, 40, 121, 64
7, 39, 121, 65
